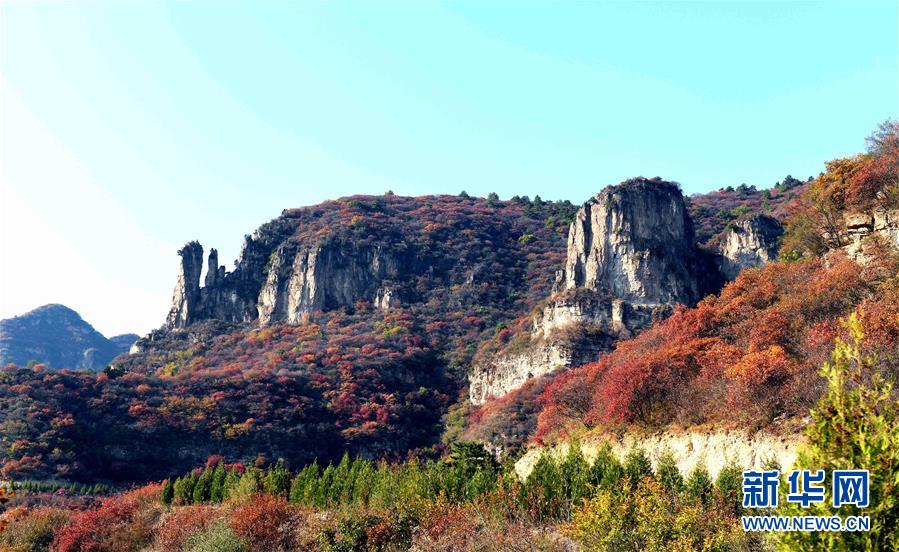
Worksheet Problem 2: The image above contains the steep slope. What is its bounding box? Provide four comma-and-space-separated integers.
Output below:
0, 304, 135, 371
468, 178, 724, 406
536, 129, 899, 442
0, 174, 844, 481
468, 124, 898, 454
1, 194, 580, 482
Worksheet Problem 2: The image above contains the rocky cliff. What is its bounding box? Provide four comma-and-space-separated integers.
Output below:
839, 207, 899, 262
470, 178, 722, 405
717, 214, 783, 280
162, 236, 412, 331
131, 194, 579, 364
560, 178, 706, 304
258, 240, 405, 325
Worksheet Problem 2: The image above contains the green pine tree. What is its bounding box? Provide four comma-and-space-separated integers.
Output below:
161, 479, 174, 505
655, 451, 683, 495
685, 464, 712, 505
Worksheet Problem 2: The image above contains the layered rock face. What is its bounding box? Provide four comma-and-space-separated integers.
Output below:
560, 178, 704, 305
257, 241, 403, 325
717, 214, 783, 280
841, 208, 899, 262
470, 178, 716, 405
163, 237, 408, 331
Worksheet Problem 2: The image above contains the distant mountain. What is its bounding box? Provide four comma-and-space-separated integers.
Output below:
0, 304, 136, 370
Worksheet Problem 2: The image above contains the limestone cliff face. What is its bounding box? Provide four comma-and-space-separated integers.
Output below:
717, 214, 783, 280
163, 237, 408, 331
840, 208, 899, 262
258, 241, 403, 325
164, 242, 257, 330
470, 178, 716, 405
165, 242, 204, 329
561, 178, 704, 305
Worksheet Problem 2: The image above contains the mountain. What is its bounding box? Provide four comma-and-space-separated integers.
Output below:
467, 131, 899, 453
0, 184, 784, 483
0, 304, 136, 371
2, 120, 895, 485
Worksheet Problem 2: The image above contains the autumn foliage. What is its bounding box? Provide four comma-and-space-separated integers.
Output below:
535, 250, 898, 439
536, 123, 899, 439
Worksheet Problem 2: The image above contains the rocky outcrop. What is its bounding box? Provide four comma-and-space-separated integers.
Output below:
374, 285, 401, 310
532, 291, 660, 340
560, 178, 706, 305
164, 242, 255, 329
164, 230, 410, 330
257, 241, 404, 325
841, 208, 899, 262
469, 344, 572, 406
717, 214, 783, 280
165, 242, 204, 329
470, 178, 718, 405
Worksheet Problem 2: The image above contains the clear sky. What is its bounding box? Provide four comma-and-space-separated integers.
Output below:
1, 2, 897, 336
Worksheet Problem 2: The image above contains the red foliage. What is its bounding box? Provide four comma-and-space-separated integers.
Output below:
51, 484, 162, 552
153, 504, 219, 551
536, 251, 899, 437
228, 493, 291, 552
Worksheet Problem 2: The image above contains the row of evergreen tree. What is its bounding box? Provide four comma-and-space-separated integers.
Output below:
13, 479, 114, 496
161, 441, 747, 522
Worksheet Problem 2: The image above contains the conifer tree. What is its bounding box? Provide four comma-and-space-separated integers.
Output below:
623, 448, 653, 488
590, 443, 624, 491
193, 468, 213, 504
559, 441, 591, 507
209, 463, 226, 503
714, 462, 743, 515
161, 479, 174, 505
222, 468, 241, 499
655, 451, 684, 495
264, 460, 291, 497
527, 451, 564, 520
685, 464, 712, 505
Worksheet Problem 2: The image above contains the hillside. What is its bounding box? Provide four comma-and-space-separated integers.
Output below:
0, 195, 580, 482
2, 123, 896, 488
1, 123, 897, 552
0, 304, 136, 371
469, 121, 899, 452
0, 183, 766, 483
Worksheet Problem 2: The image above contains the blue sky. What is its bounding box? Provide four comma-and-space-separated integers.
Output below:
1, 2, 897, 335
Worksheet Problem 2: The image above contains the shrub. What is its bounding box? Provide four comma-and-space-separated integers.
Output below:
51, 485, 163, 552
184, 521, 246, 552
778, 314, 899, 551
1, 507, 69, 552
153, 505, 220, 552
228, 493, 290, 552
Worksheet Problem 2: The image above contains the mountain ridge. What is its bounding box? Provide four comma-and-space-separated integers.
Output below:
0, 304, 137, 371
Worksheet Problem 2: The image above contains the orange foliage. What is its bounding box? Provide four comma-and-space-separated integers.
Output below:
228, 493, 291, 552
537, 249, 899, 438
51, 484, 162, 552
